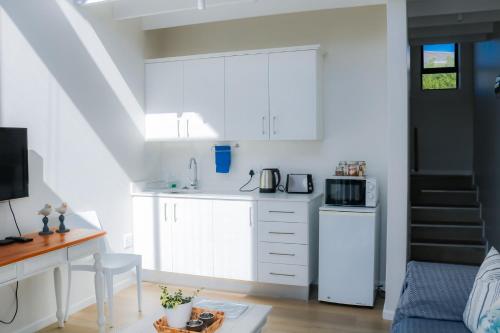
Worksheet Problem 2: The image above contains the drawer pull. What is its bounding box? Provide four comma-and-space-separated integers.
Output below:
268, 232, 295, 235
269, 252, 295, 256
270, 272, 296, 277
268, 210, 295, 214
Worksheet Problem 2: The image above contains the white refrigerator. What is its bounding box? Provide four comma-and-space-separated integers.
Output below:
318, 205, 380, 307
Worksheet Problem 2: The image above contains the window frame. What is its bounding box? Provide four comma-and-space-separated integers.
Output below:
420, 43, 459, 90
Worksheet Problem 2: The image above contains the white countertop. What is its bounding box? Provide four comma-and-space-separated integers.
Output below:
131, 189, 323, 203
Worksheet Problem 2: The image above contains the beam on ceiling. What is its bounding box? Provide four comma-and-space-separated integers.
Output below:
409, 10, 500, 28
410, 34, 489, 46
409, 22, 494, 39
408, 0, 500, 18
113, 0, 386, 28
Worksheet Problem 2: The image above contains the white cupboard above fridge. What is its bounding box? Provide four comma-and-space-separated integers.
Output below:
144, 45, 322, 142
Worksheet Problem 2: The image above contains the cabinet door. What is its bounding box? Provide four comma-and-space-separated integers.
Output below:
170, 199, 214, 276
225, 54, 269, 140
269, 50, 319, 140
213, 200, 257, 281
183, 57, 225, 140
159, 198, 173, 272
145, 61, 183, 141
132, 196, 161, 270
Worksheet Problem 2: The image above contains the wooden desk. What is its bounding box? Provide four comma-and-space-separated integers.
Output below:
0, 228, 107, 332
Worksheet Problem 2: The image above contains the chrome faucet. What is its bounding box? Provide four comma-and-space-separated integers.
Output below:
188, 157, 198, 189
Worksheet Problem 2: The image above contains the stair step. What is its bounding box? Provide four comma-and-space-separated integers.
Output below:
411, 175, 474, 190
411, 243, 485, 265
412, 206, 480, 223
411, 189, 478, 207
412, 220, 482, 227
411, 225, 483, 244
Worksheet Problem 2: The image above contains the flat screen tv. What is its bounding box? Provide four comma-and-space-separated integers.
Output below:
0, 128, 29, 201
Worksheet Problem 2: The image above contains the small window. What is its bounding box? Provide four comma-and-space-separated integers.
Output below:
421, 43, 458, 90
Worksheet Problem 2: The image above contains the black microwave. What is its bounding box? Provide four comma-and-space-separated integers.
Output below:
324, 177, 378, 207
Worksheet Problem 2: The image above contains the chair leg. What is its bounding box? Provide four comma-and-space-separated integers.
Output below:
136, 261, 143, 313
64, 264, 72, 322
105, 273, 114, 327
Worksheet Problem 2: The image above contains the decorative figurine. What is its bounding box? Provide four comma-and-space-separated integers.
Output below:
38, 204, 53, 235
55, 203, 70, 234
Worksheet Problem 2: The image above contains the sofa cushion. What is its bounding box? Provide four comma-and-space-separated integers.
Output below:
392, 317, 470, 333
396, 261, 478, 322
464, 247, 500, 332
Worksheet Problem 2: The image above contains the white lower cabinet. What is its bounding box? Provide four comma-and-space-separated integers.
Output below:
169, 198, 214, 276
133, 196, 257, 281
213, 200, 257, 281
132, 196, 159, 270
132, 194, 321, 288
257, 199, 320, 288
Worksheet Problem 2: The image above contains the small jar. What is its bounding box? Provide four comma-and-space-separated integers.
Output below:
338, 161, 347, 176
358, 161, 367, 177
348, 163, 359, 176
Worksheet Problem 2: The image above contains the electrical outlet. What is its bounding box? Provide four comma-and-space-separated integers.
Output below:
123, 233, 133, 250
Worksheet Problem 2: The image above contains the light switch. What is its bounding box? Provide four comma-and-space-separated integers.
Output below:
123, 233, 134, 249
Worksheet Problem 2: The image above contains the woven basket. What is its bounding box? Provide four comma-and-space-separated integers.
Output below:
154, 307, 225, 333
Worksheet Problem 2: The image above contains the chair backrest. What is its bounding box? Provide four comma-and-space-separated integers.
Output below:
65, 211, 111, 253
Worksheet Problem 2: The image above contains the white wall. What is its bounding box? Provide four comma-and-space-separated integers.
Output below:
409, 43, 475, 173
0, 0, 157, 331
383, 0, 408, 320
145, 6, 389, 285
473, 26, 500, 251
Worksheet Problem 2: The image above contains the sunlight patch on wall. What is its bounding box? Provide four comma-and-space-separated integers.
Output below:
56, 0, 145, 137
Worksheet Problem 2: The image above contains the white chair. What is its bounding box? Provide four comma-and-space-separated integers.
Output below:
63, 211, 142, 327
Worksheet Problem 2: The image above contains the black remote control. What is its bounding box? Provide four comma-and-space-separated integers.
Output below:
0, 239, 15, 246
6, 236, 34, 243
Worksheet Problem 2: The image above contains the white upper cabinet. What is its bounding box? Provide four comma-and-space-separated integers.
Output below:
145, 61, 183, 141
144, 45, 321, 142
225, 54, 269, 140
269, 50, 321, 140
183, 57, 225, 140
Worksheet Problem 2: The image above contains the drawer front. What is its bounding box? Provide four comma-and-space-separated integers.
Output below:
258, 262, 308, 286
259, 222, 308, 244
68, 238, 101, 261
0, 265, 17, 284
22, 250, 66, 276
258, 201, 308, 223
259, 242, 308, 265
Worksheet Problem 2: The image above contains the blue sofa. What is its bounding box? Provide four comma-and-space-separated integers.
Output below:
391, 261, 479, 333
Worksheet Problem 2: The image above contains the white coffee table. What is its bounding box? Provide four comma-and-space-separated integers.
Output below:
121, 299, 272, 333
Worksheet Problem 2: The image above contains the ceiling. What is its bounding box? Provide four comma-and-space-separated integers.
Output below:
407, 0, 500, 45
111, 0, 386, 30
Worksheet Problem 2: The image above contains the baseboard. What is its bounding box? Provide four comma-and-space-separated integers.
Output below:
13, 273, 135, 333
383, 308, 395, 321
143, 270, 310, 301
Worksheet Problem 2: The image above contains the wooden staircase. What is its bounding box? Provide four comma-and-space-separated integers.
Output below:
410, 175, 487, 265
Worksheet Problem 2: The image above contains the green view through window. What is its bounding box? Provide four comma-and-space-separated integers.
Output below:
421, 43, 458, 90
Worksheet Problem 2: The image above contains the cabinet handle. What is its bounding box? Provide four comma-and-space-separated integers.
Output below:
269, 210, 295, 214
173, 203, 177, 222
177, 119, 180, 138
272, 116, 277, 135
269, 252, 295, 256
249, 207, 253, 227
164, 203, 167, 222
268, 231, 295, 235
270, 272, 295, 277
186, 119, 190, 138
262, 116, 266, 135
